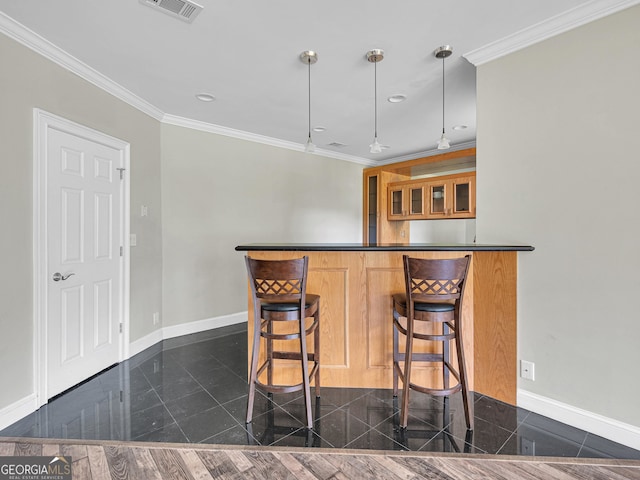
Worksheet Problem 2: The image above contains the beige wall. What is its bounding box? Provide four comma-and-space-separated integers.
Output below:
0, 33, 163, 408
160, 124, 363, 327
476, 6, 640, 426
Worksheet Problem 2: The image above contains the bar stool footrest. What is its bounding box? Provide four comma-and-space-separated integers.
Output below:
409, 382, 462, 397
254, 361, 320, 395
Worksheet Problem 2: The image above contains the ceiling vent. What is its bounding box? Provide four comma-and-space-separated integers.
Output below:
139, 0, 203, 23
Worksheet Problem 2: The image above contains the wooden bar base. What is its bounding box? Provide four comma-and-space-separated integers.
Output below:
243, 249, 518, 405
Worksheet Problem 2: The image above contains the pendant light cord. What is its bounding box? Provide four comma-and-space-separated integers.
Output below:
308, 59, 312, 141
374, 60, 378, 139
441, 55, 445, 135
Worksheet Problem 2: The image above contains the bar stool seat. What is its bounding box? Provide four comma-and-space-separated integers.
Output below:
245, 256, 320, 429
392, 255, 473, 430
261, 295, 320, 312
394, 296, 455, 313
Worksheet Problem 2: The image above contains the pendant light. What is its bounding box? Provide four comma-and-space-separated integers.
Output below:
367, 49, 384, 154
300, 51, 318, 153
434, 45, 452, 150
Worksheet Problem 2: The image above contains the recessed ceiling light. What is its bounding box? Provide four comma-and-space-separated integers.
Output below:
453, 124, 468, 130
196, 93, 216, 102
387, 94, 407, 103
313, 126, 326, 132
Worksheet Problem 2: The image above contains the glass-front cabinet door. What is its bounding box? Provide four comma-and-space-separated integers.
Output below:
452, 175, 475, 218
428, 183, 447, 217
409, 186, 424, 217
389, 186, 404, 219
366, 174, 378, 242
454, 182, 469, 213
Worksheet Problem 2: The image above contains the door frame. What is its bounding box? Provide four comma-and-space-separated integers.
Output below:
33, 109, 130, 407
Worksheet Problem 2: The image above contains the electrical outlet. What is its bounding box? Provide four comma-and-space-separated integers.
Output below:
520, 437, 536, 455
130, 233, 137, 246
520, 360, 535, 381
153, 312, 160, 326
141, 205, 148, 217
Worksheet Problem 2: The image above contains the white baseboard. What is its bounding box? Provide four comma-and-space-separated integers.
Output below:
0, 393, 38, 431
518, 389, 640, 451
129, 311, 247, 358
129, 328, 164, 358
161, 311, 246, 341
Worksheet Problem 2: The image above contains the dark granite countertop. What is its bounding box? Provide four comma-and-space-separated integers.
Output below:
235, 243, 534, 252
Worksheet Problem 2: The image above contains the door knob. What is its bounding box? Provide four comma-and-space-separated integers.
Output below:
53, 272, 75, 282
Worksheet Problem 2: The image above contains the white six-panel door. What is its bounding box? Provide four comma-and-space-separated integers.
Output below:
34, 110, 129, 403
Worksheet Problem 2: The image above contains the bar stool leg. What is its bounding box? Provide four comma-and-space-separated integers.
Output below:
299, 314, 313, 429
267, 319, 273, 388
443, 396, 451, 452
246, 315, 261, 424
314, 307, 321, 398
442, 322, 450, 391
392, 314, 399, 396
455, 321, 473, 429
400, 314, 415, 428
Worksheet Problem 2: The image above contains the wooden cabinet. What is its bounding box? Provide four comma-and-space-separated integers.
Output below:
387, 172, 475, 221
363, 148, 476, 242
426, 173, 475, 219
388, 183, 426, 220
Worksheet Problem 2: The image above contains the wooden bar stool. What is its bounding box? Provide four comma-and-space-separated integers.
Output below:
244, 256, 320, 429
392, 255, 473, 430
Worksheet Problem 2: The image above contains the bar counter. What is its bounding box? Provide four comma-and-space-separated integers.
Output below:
235, 243, 534, 405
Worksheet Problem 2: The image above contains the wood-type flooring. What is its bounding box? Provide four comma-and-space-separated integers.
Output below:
2, 437, 640, 479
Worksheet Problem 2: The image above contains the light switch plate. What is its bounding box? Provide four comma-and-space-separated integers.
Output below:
130, 234, 137, 246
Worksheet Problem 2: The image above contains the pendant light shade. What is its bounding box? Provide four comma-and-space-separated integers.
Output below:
438, 132, 450, 150
300, 51, 318, 153
434, 45, 452, 150
367, 49, 384, 154
305, 136, 315, 153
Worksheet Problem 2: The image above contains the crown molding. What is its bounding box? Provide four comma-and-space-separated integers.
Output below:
463, 0, 640, 66
0, 12, 164, 121
162, 114, 374, 165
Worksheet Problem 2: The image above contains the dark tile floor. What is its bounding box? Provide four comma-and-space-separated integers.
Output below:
2, 324, 640, 459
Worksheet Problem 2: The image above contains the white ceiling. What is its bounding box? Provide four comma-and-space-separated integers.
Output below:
0, 0, 628, 164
